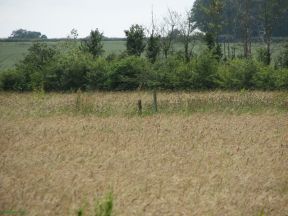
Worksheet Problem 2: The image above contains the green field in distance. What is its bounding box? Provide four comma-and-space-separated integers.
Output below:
0, 40, 286, 70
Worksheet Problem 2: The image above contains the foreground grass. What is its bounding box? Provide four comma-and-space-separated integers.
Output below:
0, 91, 288, 119
0, 91, 288, 215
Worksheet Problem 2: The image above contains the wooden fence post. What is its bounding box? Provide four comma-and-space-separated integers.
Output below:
137, 99, 142, 115
153, 90, 158, 113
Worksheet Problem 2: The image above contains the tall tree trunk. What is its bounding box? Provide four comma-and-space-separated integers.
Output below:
184, 41, 189, 62
264, 0, 272, 65
243, 0, 251, 58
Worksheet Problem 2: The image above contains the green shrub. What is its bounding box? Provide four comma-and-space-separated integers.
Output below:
85, 58, 109, 90
275, 44, 288, 69
107, 56, 151, 90
150, 56, 183, 89
174, 60, 198, 90
253, 64, 277, 90
3, 41, 288, 92
105, 53, 118, 62
151, 53, 217, 90
0, 69, 25, 91
80, 29, 105, 58
193, 51, 218, 89
257, 48, 271, 65
274, 68, 288, 89
44, 50, 102, 91
216, 59, 258, 90
16, 42, 57, 91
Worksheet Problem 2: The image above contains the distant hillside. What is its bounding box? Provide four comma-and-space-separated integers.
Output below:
0, 41, 126, 70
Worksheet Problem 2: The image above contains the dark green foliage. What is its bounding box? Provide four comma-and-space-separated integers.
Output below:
81, 29, 104, 58
257, 48, 271, 66
9, 29, 46, 39
216, 59, 259, 89
205, 32, 215, 50
253, 64, 277, 90
191, 0, 288, 38
16, 42, 57, 90
173, 60, 197, 90
124, 24, 146, 56
275, 44, 288, 69
194, 51, 218, 89
45, 50, 90, 91
150, 53, 218, 90
107, 56, 150, 90
0, 69, 25, 91
21, 42, 56, 69
274, 68, 288, 89
77, 208, 83, 216
151, 57, 184, 89
86, 58, 109, 90
2, 41, 288, 92
45, 50, 108, 91
204, 33, 222, 61
146, 34, 161, 63
213, 43, 223, 61
105, 53, 118, 62
41, 35, 48, 39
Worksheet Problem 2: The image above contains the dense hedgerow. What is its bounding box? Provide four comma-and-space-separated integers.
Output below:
216, 59, 259, 90
107, 56, 151, 90
1, 42, 288, 91
0, 69, 25, 91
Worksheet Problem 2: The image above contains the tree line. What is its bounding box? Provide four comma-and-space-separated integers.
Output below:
192, 0, 288, 63
192, 0, 288, 38
1, 1, 288, 91
8, 29, 47, 40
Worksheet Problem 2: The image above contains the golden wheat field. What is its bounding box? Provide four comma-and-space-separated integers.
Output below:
0, 91, 288, 216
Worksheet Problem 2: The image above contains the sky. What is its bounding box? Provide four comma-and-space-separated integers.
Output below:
0, 0, 195, 38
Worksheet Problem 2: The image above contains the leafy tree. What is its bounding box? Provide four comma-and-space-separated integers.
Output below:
191, 0, 288, 39
259, 0, 288, 64
69, 28, 79, 40
40, 35, 48, 39
16, 42, 57, 90
21, 43, 56, 70
45, 50, 92, 91
256, 48, 270, 65
207, 0, 223, 40
0, 69, 25, 91
216, 59, 258, 89
107, 56, 150, 90
81, 29, 104, 58
86, 58, 109, 90
194, 51, 218, 89
205, 32, 215, 50
191, 0, 223, 38
150, 56, 183, 89
9, 29, 46, 39
192, 0, 223, 60
124, 24, 146, 56
179, 10, 197, 62
146, 10, 161, 63
146, 34, 161, 63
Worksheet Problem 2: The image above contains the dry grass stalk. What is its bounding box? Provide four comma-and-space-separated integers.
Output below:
0, 91, 287, 215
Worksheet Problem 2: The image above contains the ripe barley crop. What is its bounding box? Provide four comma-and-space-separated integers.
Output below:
0, 91, 287, 216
